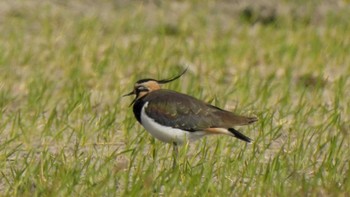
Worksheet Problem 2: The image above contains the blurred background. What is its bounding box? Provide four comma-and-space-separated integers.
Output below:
0, 0, 349, 196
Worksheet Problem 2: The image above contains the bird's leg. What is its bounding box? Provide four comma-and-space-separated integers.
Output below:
172, 142, 178, 169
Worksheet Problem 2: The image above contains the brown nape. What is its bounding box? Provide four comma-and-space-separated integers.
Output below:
141, 81, 161, 91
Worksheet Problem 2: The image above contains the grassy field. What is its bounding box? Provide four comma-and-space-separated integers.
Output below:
0, 0, 349, 196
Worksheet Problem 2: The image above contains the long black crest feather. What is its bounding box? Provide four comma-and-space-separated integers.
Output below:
157, 67, 188, 84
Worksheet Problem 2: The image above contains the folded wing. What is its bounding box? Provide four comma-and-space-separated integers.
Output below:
144, 90, 257, 132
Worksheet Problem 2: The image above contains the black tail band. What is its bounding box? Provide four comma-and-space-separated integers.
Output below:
228, 128, 252, 143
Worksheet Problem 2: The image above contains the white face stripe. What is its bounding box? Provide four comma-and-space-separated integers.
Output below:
140, 102, 206, 145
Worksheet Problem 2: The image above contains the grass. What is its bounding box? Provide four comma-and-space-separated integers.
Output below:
0, 0, 349, 196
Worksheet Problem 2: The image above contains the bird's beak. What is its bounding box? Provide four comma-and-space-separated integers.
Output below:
123, 90, 136, 107
123, 90, 135, 97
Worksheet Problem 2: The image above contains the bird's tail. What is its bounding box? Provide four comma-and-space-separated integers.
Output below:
228, 128, 252, 143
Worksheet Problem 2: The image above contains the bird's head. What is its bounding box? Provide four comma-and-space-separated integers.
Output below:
123, 68, 187, 106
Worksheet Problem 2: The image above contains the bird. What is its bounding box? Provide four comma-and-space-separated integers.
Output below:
123, 68, 258, 168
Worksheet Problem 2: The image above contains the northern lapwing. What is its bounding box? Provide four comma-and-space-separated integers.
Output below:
124, 69, 258, 168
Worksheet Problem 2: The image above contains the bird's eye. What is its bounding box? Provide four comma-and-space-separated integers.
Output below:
135, 86, 148, 92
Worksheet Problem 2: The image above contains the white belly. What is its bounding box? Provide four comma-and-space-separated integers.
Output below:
140, 102, 206, 145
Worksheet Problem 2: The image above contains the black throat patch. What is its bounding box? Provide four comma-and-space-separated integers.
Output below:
133, 96, 147, 124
